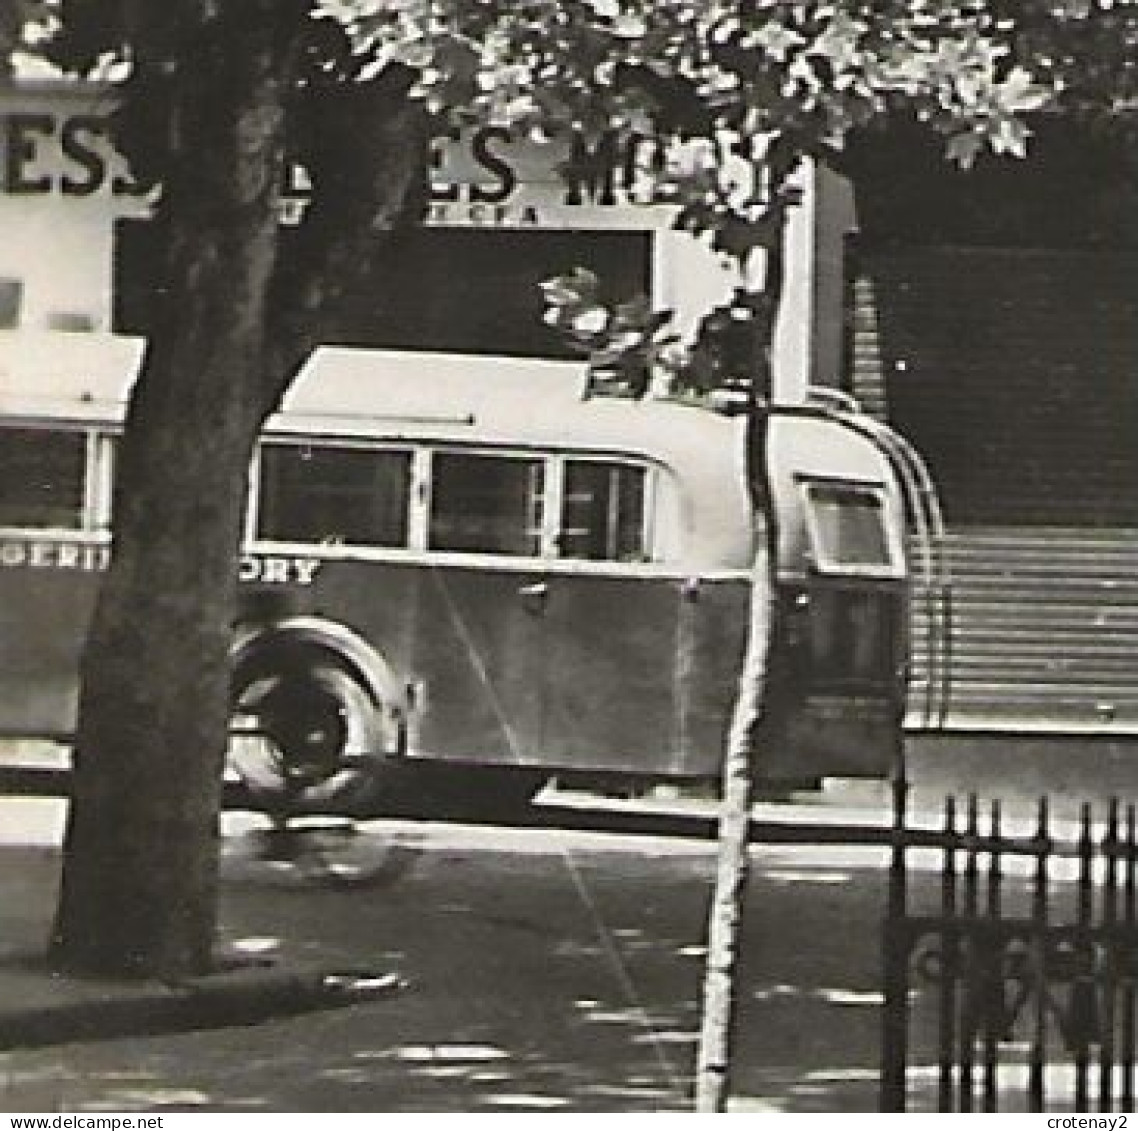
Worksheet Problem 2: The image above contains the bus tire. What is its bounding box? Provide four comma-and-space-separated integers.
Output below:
228, 652, 401, 817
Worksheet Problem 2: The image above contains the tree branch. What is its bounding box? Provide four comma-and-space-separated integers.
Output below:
262, 66, 430, 415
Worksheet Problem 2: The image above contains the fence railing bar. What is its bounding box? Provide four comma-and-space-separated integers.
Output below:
939, 795, 958, 1113
1099, 798, 1119, 1112
1074, 804, 1094, 1113
879, 775, 910, 1113
983, 798, 1002, 1112
958, 794, 980, 1113
1123, 805, 1136, 1113
885, 826, 1105, 859
1029, 797, 1050, 1113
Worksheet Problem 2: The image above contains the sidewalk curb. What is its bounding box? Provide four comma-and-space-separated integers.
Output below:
0, 963, 406, 1051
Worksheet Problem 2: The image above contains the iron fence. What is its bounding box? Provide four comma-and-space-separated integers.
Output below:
882, 787, 1138, 1112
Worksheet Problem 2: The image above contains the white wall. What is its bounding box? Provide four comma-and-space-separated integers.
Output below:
0, 194, 114, 331
0, 83, 823, 396
0, 82, 144, 333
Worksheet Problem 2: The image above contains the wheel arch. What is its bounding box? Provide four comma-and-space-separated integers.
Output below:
229, 615, 410, 756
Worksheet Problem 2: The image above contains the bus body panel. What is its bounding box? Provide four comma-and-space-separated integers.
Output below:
530, 570, 747, 775
0, 562, 97, 738
237, 558, 750, 777
0, 547, 904, 781
0, 543, 752, 779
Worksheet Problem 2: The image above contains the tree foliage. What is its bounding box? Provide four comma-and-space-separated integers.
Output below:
353, 0, 1134, 395
0, 0, 50, 69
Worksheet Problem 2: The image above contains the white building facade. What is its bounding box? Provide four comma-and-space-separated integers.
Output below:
0, 79, 853, 405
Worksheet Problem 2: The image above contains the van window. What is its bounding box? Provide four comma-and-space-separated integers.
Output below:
802, 481, 897, 573
560, 460, 646, 561
258, 443, 411, 546
0, 427, 86, 529
429, 452, 543, 556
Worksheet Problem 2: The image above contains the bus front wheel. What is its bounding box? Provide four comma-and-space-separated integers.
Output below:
228, 657, 398, 816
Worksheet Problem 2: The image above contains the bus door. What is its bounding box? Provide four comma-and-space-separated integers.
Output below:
771, 574, 907, 778
409, 558, 546, 766
536, 569, 690, 773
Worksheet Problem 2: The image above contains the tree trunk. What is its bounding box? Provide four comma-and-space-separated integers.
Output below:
49, 4, 427, 978
51, 362, 263, 977
694, 208, 788, 1110
50, 7, 301, 978
693, 411, 781, 1112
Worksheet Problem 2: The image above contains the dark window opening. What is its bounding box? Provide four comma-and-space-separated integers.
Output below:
429, 452, 542, 556
0, 428, 86, 529
846, 116, 1138, 249
115, 221, 650, 358
560, 460, 646, 562
258, 444, 411, 547
0, 277, 22, 329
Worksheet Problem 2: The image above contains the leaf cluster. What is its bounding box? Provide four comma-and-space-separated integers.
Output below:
539, 267, 678, 398
540, 267, 785, 407
0, 0, 55, 74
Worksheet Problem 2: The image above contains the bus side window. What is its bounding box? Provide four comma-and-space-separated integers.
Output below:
429, 452, 543, 557
0, 427, 86, 530
257, 443, 411, 547
560, 460, 646, 562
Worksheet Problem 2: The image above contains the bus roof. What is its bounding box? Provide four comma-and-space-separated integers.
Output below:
277, 345, 744, 468
283, 345, 592, 421
0, 331, 144, 421
0, 332, 756, 568
0, 331, 743, 467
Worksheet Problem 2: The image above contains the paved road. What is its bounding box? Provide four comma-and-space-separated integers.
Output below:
0, 805, 911, 1114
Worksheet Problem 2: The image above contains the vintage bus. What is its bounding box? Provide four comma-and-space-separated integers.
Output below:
0, 331, 947, 814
